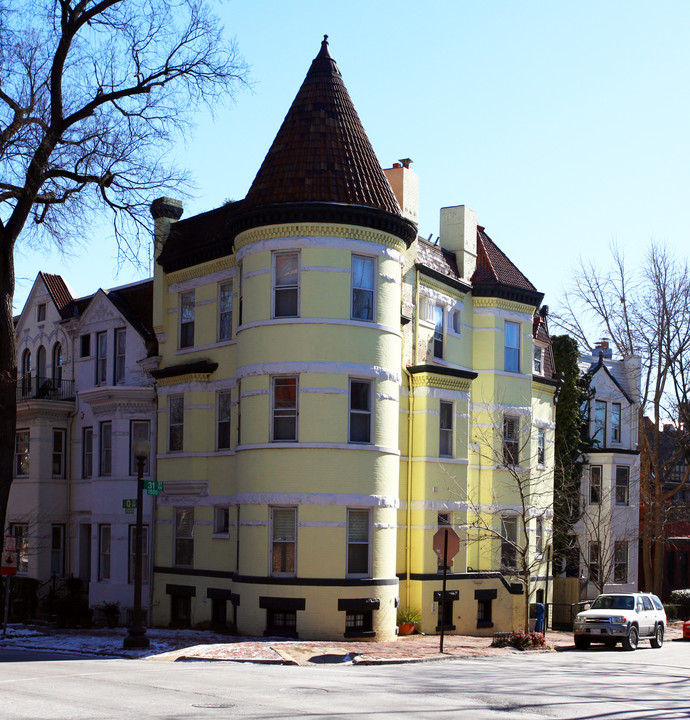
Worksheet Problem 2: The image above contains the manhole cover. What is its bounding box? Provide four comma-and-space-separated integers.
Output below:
191, 703, 235, 709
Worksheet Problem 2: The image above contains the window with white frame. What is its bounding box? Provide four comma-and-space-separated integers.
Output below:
594, 400, 606, 446
114, 328, 126, 384
52, 428, 66, 477
169, 395, 184, 452
611, 403, 621, 443
217, 391, 232, 449
271, 507, 296, 575
82, 427, 93, 478
501, 516, 517, 570
51, 524, 65, 576
589, 541, 600, 584
175, 507, 194, 567
537, 428, 545, 465
96, 331, 107, 385
272, 376, 298, 441
419, 295, 433, 323
218, 282, 233, 340
615, 466, 630, 506
10, 524, 29, 574
614, 541, 628, 583
437, 512, 452, 571
80, 334, 91, 358
347, 509, 370, 576
439, 401, 453, 457
589, 465, 602, 505
536, 516, 544, 556
533, 345, 543, 375
433, 305, 444, 358
179, 290, 195, 348
351, 254, 375, 321
14, 430, 30, 477
98, 524, 111, 580
99, 421, 112, 475
273, 251, 299, 318
349, 378, 372, 444
128, 525, 149, 583
52, 343, 63, 384
129, 420, 150, 475
503, 416, 520, 466
504, 321, 520, 373
213, 506, 230, 534
452, 308, 462, 334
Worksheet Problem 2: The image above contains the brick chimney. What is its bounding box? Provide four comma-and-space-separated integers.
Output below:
383, 159, 418, 226
439, 205, 477, 283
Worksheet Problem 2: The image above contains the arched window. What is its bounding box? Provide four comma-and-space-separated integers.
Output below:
36, 346, 46, 381
21, 349, 32, 397
52, 343, 63, 385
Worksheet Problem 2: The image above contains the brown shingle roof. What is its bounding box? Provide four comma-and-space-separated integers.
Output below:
40, 272, 74, 319
157, 37, 416, 273
244, 37, 401, 214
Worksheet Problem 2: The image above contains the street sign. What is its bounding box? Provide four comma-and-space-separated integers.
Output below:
123, 499, 137, 514
433, 527, 460, 561
145, 480, 163, 496
4, 535, 15, 552
1, 551, 17, 576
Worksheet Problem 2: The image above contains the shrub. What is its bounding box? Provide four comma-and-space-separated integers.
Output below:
397, 607, 422, 624
669, 589, 690, 620
492, 631, 546, 650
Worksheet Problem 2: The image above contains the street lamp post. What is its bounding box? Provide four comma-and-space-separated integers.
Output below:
124, 437, 151, 649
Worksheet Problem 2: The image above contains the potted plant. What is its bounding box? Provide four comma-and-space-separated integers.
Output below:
98, 601, 121, 628
397, 607, 421, 635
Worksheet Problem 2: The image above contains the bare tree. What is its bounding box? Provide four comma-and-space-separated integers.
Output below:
567, 465, 639, 596
552, 243, 690, 594
0, 0, 248, 535
449, 411, 553, 632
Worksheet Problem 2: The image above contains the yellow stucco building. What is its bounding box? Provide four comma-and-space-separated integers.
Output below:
148, 38, 557, 640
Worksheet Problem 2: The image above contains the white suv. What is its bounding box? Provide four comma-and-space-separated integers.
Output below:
573, 592, 666, 651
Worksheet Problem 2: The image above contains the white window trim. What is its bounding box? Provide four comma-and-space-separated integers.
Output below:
272, 251, 300, 319
270, 506, 297, 577
351, 254, 377, 322
349, 377, 373, 444
346, 508, 371, 578
271, 376, 299, 443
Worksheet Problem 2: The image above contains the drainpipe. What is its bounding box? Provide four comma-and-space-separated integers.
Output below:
402, 267, 420, 609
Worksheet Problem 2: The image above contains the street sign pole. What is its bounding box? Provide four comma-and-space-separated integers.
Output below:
440, 528, 449, 654
3, 575, 10, 636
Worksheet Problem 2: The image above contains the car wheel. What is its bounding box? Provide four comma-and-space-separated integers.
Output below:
650, 624, 664, 649
574, 636, 590, 650
622, 626, 638, 651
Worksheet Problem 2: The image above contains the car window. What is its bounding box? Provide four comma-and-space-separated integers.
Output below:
636, 599, 645, 612
591, 595, 634, 610
651, 595, 664, 611
642, 597, 654, 611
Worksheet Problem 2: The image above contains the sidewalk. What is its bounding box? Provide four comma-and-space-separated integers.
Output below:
0, 625, 684, 665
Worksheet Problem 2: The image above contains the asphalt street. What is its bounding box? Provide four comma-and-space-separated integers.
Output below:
2, 639, 690, 719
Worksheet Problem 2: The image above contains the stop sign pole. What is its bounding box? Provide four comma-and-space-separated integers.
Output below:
433, 526, 460, 653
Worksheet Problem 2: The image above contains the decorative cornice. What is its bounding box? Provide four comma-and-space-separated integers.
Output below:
407, 365, 476, 392
419, 275, 467, 302
151, 360, 219, 383
166, 256, 236, 285
78, 385, 156, 416
234, 221, 408, 255
472, 297, 536, 314
472, 282, 543, 309
16, 399, 75, 422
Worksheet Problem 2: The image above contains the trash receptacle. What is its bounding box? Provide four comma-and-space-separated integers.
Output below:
533, 603, 545, 633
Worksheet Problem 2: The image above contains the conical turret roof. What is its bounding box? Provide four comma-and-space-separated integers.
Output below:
244, 36, 402, 213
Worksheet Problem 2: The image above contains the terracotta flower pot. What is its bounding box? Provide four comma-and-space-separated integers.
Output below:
398, 622, 416, 635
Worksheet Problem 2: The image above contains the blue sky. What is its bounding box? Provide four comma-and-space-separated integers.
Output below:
13, 1, 690, 324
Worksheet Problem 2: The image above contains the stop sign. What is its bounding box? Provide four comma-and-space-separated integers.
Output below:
433, 527, 460, 561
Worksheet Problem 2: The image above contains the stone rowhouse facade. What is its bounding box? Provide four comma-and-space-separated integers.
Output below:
576, 341, 641, 597
10, 272, 157, 622
147, 38, 558, 640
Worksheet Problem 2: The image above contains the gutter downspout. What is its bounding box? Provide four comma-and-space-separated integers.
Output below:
402, 267, 420, 610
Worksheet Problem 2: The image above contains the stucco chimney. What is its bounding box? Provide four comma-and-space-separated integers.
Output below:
150, 197, 183, 259
439, 205, 477, 283
383, 160, 419, 226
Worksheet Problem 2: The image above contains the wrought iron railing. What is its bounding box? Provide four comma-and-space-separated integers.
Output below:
17, 375, 75, 402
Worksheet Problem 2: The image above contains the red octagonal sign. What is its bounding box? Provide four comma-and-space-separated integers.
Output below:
433, 527, 460, 561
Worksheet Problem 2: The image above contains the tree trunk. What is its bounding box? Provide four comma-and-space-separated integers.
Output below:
0, 235, 18, 535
